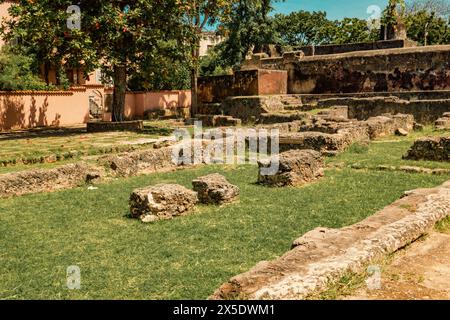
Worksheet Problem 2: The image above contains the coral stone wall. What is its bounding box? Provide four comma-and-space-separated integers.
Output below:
279, 45, 450, 94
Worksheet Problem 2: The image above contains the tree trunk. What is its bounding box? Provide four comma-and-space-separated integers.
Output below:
112, 65, 127, 122
44, 61, 50, 85
190, 44, 200, 117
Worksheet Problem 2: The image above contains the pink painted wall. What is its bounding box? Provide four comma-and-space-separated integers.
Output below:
105, 89, 192, 118
0, 90, 90, 131
0, 88, 192, 131
127, 90, 191, 117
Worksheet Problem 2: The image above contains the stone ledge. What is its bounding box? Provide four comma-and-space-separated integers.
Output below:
210, 180, 450, 300
87, 120, 143, 133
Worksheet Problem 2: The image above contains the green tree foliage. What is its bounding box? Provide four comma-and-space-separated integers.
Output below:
80, 1, 189, 121
404, 0, 450, 45
128, 41, 191, 91
204, 0, 279, 72
1, 0, 97, 86
1, 0, 190, 122
333, 18, 379, 44
406, 10, 450, 44
274, 11, 335, 46
183, 0, 237, 113
0, 46, 50, 91
199, 46, 233, 76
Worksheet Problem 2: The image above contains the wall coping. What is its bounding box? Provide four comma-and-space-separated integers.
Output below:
261, 44, 450, 64
0, 90, 75, 96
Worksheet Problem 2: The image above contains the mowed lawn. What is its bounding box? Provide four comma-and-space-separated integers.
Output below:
0, 164, 448, 300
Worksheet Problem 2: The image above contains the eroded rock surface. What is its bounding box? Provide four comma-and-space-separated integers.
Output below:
192, 173, 239, 204
130, 184, 198, 222
404, 136, 450, 162
258, 149, 324, 187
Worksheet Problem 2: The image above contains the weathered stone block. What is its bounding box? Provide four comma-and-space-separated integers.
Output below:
258, 149, 324, 187
435, 112, 450, 131
130, 184, 198, 222
192, 173, 239, 204
403, 137, 450, 161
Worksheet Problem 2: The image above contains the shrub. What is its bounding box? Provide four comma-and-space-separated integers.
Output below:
0, 46, 52, 91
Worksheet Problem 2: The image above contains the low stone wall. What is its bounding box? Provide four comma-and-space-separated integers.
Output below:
318, 97, 450, 124
293, 39, 414, 57
267, 45, 450, 95
364, 114, 414, 139
130, 184, 198, 223
278, 129, 369, 156
0, 163, 103, 198
404, 137, 450, 162
211, 180, 450, 300
221, 96, 286, 123
278, 113, 413, 155
98, 146, 176, 177
435, 112, 450, 130
258, 112, 311, 124
195, 115, 242, 127
86, 120, 144, 133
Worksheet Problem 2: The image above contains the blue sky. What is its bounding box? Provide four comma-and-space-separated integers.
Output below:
274, 0, 389, 20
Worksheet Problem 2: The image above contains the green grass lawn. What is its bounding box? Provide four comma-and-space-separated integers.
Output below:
0, 164, 448, 300
328, 127, 450, 170
0, 130, 164, 169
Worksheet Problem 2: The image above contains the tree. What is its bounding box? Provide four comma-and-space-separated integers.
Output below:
405, 0, 450, 16
80, 0, 189, 122
274, 11, 335, 46
2, 0, 189, 122
0, 46, 50, 91
405, 9, 450, 44
183, 0, 236, 115
128, 41, 191, 91
333, 18, 379, 44
1, 0, 97, 86
217, 0, 279, 69
404, 0, 450, 45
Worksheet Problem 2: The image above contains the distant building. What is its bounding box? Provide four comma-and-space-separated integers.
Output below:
199, 31, 224, 57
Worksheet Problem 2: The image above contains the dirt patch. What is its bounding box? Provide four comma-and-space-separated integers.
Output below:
344, 231, 450, 300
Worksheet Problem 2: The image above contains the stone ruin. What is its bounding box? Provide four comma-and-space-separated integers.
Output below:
211, 180, 450, 300
258, 149, 324, 187
98, 145, 176, 177
435, 112, 450, 131
0, 163, 103, 198
403, 136, 450, 162
129, 184, 198, 223
192, 173, 240, 204
272, 112, 414, 156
